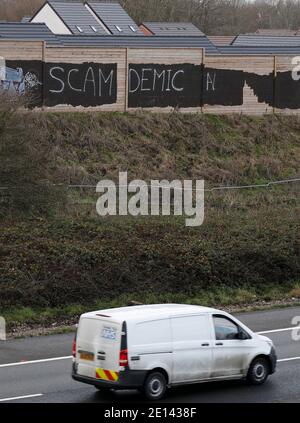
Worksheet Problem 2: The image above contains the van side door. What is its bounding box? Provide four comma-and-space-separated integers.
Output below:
211, 314, 252, 378
128, 318, 173, 377
170, 314, 213, 384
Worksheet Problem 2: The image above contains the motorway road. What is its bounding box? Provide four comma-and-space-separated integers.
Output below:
0, 306, 299, 403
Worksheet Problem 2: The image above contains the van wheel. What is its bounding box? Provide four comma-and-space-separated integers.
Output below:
247, 357, 269, 385
143, 371, 167, 401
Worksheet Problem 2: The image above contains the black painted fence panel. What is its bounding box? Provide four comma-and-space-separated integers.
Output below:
1, 53, 300, 112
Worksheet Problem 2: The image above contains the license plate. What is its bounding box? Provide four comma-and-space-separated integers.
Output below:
80, 352, 95, 361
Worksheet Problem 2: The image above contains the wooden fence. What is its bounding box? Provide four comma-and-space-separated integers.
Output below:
1, 40, 300, 114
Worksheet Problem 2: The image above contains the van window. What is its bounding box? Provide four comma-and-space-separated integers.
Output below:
213, 316, 239, 340
171, 315, 210, 342
132, 319, 171, 345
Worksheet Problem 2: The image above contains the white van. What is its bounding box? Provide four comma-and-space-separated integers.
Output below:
72, 304, 277, 400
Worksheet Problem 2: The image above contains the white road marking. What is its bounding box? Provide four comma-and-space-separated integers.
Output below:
257, 326, 300, 335
0, 394, 43, 402
0, 356, 72, 368
0, 326, 299, 369
278, 356, 300, 363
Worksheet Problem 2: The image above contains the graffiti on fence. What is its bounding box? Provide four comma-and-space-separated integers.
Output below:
1, 56, 300, 110
45, 62, 118, 107
0, 58, 42, 101
128, 63, 202, 108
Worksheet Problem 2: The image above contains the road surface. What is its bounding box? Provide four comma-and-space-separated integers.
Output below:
0, 306, 299, 403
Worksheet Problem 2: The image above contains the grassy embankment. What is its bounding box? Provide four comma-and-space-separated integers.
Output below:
0, 112, 299, 330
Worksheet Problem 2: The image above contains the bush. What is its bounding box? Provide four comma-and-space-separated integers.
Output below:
0, 207, 298, 309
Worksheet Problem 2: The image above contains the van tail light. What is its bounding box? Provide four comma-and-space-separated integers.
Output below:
119, 349, 128, 367
119, 321, 128, 368
72, 337, 77, 358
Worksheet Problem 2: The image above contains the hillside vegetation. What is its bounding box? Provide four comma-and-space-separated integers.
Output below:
0, 111, 299, 326
18, 112, 300, 186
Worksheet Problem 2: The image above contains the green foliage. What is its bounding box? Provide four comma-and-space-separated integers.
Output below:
0, 207, 299, 310
0, 110, 299, 314
3, 283, 300, 329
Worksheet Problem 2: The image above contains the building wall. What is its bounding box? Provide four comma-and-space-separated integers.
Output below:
31, 4, 72, 35
0, 40, 299, 114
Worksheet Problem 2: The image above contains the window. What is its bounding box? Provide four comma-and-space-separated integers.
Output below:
213, 316, 239, 341
76, 25, 83, 33
115, 25, 122, 32
90, 25, 98, 33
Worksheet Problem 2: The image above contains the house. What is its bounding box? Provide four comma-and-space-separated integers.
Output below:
30, 0, 143, 36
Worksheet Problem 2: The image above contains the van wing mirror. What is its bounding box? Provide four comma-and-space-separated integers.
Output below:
238, 328, 249, 340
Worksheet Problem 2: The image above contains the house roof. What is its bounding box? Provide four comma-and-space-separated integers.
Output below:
3, 23, 300, 55
55, 34, 219, 53
88, 1, 142, 35
207, 35, 236, 46
141, 22, 204, 37
0, 20, 219, 52
232, 34, 300, 47
0, 22, 61, 45
254, 29, 298, 36
46, 0, 107, 35
219, 45, 300, 55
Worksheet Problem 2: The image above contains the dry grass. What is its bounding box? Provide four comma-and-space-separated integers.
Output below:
290, 286, 300, 299
32, 112, 300, 189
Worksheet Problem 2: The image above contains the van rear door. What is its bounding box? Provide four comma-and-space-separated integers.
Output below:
76, 317, 122, 381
